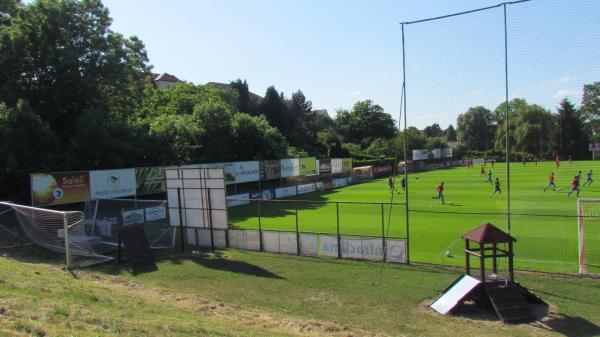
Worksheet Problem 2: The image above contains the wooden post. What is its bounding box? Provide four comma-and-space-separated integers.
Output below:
492, 243, 497, 274
295, 204, 300, 255
257, 199, 263, 252
336, 202, 341, 259
465, 239, 470, 276
479, 243, 485, 282
508, 241, 514, 282
381, 203, 386, 262
63, 213, 71, 270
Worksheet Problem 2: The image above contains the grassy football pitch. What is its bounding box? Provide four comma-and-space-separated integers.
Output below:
229, 160, 600, 274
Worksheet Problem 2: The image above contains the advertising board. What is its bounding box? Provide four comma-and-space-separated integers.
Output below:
331, 158, 343, 174
281, 158, 300, 178
261, 160, 281, 180
342, 158, 353, 173
90, 169, 136, 199
233, 161, 260, 183
351, 166, 374, 181
332, 178, 348, 188
412, 149, 430, 161
226, 193, 250, 207
135, 167, 166, 195
31, 171, 90, 206
373, 165, 392, 177
275, 186, 297, 198
297, 183, 316, 195
299, 157, 316, 175
318, 159, 331, 174
145, 205, 167, 221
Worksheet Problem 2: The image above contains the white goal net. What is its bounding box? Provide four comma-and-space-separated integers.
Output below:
577, 198, 600, 275
0, 201, 113, 268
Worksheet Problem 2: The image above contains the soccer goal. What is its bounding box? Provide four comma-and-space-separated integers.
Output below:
577, 198, 600, 275
0, 201, 113, 268
83, 198, 174, 250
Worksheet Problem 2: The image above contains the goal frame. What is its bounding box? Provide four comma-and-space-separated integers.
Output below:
577, 198, 600, 275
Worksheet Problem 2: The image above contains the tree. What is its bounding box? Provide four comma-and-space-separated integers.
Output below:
335, 100, 396, 144
229, 79, 257, 115
0, 0, 151, 142
286, 90, 313, 148
260, 86, 289, 134
581, 81, 600, 124
231, 113, 289, 160
512, 105, 555, 156
457, 106, 494, 151
424, 123, 442, 138
557, 98, 586, 159
444, 124, 457, 141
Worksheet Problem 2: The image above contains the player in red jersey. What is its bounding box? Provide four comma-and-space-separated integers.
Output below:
544, 172, 556, 192
555, 155, 560, 169
568, 176, 580, 198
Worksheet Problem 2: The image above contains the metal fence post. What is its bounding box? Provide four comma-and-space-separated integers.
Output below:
177, 187, 185, 252
381, 203, 386, 262
336, 202, 342, 259
258, 199, 263, 251
295, 203, 300, 255
63, 213, 71, 270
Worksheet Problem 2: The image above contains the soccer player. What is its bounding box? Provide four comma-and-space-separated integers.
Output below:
400, 176, 406, 190
568, 155, 573, 165
568, 176, 580, 198
575, 170, 582, 182
488, 168, 493, 184
584, 170, 593, 186
544, 172, 556, 192
436, 182, 445, 205
491, 159, 495, 168
490, 177, 501, 196
555, 155, 560, 169
480, 164, 485, 177
388, 175, 394, 192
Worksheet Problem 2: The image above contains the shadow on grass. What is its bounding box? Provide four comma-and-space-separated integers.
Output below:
160, 252, 284, 279
533, 313, 600, 337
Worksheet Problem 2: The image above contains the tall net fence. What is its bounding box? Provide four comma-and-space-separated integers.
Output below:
0, 202, 112, 268
399, 0, 600, 274
577, 199, 600, 275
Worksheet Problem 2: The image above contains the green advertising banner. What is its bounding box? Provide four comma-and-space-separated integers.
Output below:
299, 157, 316, 175
342, 158, 353, 173
136, 167, 166, 195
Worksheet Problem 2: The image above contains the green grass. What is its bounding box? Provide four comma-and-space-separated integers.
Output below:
3, 247, 600, 336
229, 161, 600, 274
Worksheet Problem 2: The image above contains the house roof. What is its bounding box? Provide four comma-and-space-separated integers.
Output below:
154, 73, 181, 83
206, 82, 263, 101
461, 223, 516, 243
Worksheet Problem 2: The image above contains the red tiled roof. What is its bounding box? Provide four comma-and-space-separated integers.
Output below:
462, 223, 516, 243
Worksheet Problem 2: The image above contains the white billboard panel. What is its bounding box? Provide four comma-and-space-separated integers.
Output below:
226, 193, 250, 207
332, 178, 348, 188
412, 149, 430, 161
90, 168, 136, 199
331, 158, 343, 174
432, 149, 442, 159
145, 205, 167, 221
275, 186, 297, 198
233, 161, 260, 183
297, 183, 316, 195
280, 158, 300, 178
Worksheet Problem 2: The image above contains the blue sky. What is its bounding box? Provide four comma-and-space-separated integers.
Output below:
101, 0, 600, 129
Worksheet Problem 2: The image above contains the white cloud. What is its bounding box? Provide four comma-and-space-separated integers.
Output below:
557, 76, 576, 83
553, 89, 579, 98
349, 90, 361, 96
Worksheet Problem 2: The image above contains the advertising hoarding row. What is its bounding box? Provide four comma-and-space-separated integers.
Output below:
31, 157, 352, 206
413, 148, 453, 161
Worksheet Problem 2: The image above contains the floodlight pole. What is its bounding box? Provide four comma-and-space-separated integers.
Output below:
504, 3, 511, 235
401, 23, 410, 263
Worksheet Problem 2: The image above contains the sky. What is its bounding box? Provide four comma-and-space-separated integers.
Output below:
100, 0, 600, 129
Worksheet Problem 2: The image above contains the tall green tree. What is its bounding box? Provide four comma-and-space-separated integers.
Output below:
335, 100, 396, 144
260, 86, 289, 134
229, 79, 257, 115
444, 124, 457, 141
424, 123, 442, 138
231, 113, 289, 160
457, 106, 494, 151
557, 98, 586, 159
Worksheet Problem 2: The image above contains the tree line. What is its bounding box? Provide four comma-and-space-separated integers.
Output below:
1, 0, 599, 202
